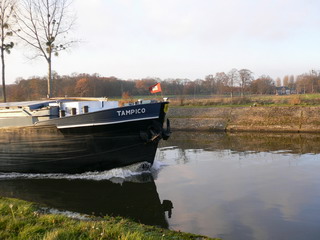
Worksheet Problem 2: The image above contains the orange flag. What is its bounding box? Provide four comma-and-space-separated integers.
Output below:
149, 83, 162, 93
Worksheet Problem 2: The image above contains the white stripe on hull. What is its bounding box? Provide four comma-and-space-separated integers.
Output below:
56, 116, 159, 129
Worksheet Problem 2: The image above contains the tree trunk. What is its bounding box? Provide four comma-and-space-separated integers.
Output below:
1, 47, 6, 102
47, 55, 52, 98
230, 80, 233, 98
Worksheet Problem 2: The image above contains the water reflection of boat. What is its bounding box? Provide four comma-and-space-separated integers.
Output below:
0, 98, 171, 173
0, 175, 172, 228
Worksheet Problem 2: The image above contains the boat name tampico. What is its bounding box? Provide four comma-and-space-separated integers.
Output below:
116, 108, 146, 116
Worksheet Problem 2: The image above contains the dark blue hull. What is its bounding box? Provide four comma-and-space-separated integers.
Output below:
36, 101, 167, 130
0, 102, 170, 173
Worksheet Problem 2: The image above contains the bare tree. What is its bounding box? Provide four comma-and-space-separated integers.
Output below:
288, 75, 296, 92
0, 0, 16, 102
283, 75, 289, 87
15, 0, 75, 98
214, 72, 228, 95
275, 77, 281, 87
227, 68, 239, 98
295, 71, 320, 94
251, 75, 274, 95
238, 69, 253, 96
310, 70, 319, 93
204, 74, 214, 95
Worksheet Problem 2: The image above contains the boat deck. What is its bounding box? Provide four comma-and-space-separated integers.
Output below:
0, 100, 55, 110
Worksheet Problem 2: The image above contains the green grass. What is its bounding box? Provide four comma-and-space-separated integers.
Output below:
0, 197, 217, 240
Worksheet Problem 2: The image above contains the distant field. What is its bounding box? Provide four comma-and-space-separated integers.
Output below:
166, 94, 320, 107
114, 94, 320, 107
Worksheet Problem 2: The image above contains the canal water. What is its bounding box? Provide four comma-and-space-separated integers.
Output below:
1, 131, 320, 240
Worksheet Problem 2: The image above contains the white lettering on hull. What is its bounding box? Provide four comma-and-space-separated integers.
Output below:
116, 108, 146, 116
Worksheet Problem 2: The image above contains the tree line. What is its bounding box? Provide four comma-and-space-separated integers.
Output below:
3, 68, 320, 101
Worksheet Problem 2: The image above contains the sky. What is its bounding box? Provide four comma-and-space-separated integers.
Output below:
5, 0, 320, 84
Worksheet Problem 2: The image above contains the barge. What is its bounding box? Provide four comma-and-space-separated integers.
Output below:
0, 98, 170, 173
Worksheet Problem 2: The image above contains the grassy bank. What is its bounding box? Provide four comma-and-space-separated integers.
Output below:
0, 197, 216, 240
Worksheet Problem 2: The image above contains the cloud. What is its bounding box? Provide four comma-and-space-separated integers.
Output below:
239, 0, 319, 41
6, 0, 320, 82
74, 0, 320, 46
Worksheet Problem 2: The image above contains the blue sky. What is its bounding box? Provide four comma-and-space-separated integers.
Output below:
5, 0, 320, 83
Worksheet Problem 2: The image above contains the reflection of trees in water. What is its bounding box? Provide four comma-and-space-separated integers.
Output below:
156, 147, 186, 164
176, 149, 204, 164
157, 146, 206, 164
158, 144, 234, 165
159, 131, 320, 155
177, 149, 188, 164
